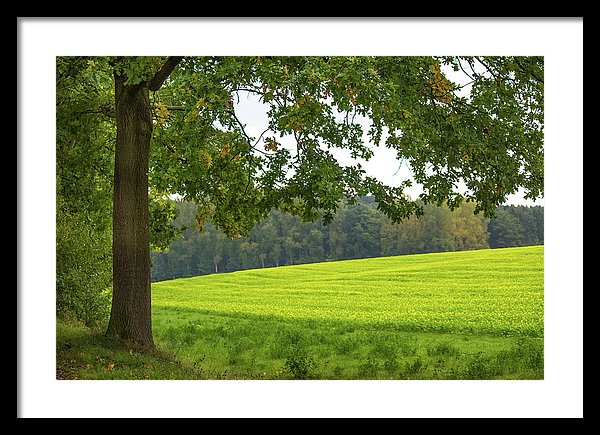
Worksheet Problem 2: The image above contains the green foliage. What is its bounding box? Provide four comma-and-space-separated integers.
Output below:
283, 346, 316, 380
427, 341, 460, 358
333, 335, 360, 356
56, 58, 115, 326
358, 356, 381, 378
115, 56, 165, 86
56, 58, 115, 220
404, 357, 424, 377
148, 191, 183, 252
56, 182, 112, 326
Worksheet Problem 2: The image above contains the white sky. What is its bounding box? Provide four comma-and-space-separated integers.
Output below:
18, 18, 582, 418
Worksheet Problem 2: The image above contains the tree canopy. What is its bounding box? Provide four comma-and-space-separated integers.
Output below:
59, 56, 543, 233
157, 56, 543, 231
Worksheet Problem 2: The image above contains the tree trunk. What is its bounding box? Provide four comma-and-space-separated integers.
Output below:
106, 73, 154, 348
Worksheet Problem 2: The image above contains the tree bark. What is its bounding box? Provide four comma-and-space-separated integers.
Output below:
104, 57, 182, 348
106, 73, 154, 347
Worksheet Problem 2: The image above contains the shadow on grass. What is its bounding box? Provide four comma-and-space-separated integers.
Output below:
56, 320, 205, 380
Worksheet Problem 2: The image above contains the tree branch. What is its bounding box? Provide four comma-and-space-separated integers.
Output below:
475, 57, 500, 82
234, 87, 263, 96
230, 110, 270, 156
148, 56, 184, 91
163, 142, 188, 165
457, 58, 476, 82
162, 105, 187, 111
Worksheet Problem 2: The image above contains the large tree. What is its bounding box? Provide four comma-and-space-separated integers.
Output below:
57, 56, 543, 347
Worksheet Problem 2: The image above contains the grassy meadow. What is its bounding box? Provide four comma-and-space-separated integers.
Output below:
57, 246, 544, 380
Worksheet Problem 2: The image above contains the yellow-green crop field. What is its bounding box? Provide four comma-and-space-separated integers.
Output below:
153, 246, 543, 337
147, 246, 543, 379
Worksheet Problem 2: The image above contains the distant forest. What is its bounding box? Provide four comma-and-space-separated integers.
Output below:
151, 198, 543, 281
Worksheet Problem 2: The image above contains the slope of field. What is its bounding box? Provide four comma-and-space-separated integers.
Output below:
144, 246, 544, 380
153, 246, 543, 337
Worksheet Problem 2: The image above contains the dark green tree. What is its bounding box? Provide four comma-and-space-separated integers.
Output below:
488, 207, 525, 248
530, 206, 545, 245
306, 228, 326, 262
487, 205, 544, 248
325, 204, 348, 260
239, 241, 260, 270
339, 200, 382, 259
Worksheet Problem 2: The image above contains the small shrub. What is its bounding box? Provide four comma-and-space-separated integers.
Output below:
179, 322, 200, 346
464, 352, 498, 379
227, 336, 253, 366
284, 346, 315, 380
277, 327, 304, 347
358, 356, 380, 378
269, 327, 306, 359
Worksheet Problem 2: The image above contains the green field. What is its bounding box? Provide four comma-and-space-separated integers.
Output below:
145, 246, 544, 380
56, 246, 543, 380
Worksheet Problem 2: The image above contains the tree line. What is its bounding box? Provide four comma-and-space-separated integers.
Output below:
150, 198, 544, 281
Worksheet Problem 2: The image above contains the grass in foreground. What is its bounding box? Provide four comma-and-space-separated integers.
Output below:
56, 317, 543, 380
152, 310, 543, 380
56, 320, 205, 380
